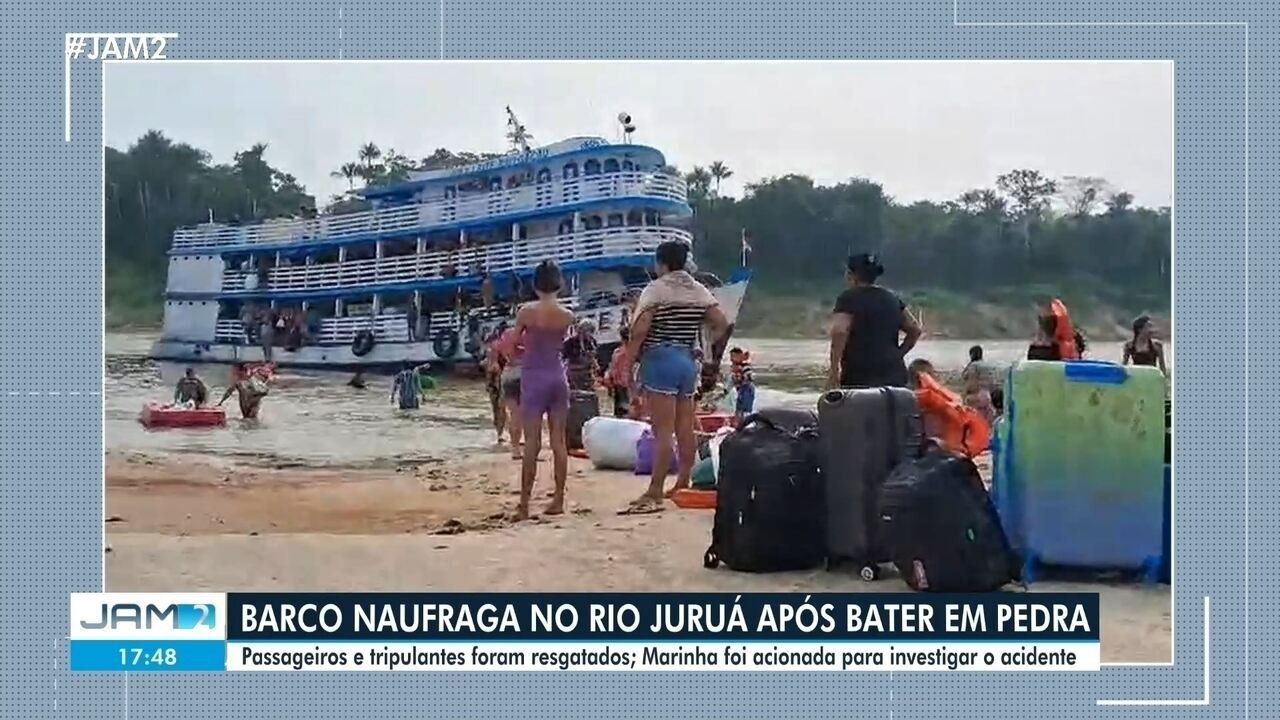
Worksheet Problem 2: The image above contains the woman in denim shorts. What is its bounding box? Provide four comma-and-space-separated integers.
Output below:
623, 241, 730, 513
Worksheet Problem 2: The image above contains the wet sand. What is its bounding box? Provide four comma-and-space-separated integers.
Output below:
105, 450, 1170, 663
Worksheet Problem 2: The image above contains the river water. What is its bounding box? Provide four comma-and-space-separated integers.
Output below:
106, 332, 1135, 467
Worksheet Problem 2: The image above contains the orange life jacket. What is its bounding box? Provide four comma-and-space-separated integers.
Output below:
915, 372, 991, 458
1049, 299, 1080, 360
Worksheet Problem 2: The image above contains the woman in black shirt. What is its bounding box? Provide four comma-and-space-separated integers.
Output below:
826, 254, 921, 389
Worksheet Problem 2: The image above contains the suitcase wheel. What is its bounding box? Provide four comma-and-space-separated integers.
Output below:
860, 564, 879, 582
703, 548, 720, 569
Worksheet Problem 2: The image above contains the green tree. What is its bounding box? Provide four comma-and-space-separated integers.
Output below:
708, 161, 733, 195
331, 162, 362, 190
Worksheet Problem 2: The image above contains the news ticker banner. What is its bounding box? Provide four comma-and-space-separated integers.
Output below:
69, 592, 1100, 672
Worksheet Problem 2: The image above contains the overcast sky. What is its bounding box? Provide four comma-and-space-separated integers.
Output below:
105, 61, 1172, 207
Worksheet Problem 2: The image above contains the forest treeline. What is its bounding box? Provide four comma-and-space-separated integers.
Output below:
106, 132, 1170, 334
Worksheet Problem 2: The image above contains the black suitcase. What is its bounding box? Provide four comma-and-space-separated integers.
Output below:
752, 406, 819, 433
879, 448, 1019, 592
817, 387, 924, 579
703, 413, 826, 573
567, 391, 600, 450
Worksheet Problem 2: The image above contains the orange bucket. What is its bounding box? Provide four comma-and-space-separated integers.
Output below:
671, 488, 717, 509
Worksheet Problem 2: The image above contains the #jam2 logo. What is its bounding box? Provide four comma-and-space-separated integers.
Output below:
80, 602, 217, 631
70, 593, 226, 639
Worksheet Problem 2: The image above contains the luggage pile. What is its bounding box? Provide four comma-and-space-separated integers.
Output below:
700, 359, 1169, 591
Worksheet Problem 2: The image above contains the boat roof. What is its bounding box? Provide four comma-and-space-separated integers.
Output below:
357, 137, 667, 200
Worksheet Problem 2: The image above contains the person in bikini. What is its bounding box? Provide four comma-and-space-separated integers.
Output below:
500, 260, 575, 520
1123, 315, 1168, 375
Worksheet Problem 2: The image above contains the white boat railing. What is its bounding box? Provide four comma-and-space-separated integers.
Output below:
215, 314, 412, 346
220, 226, 689, 294
173, 171, 688, 251
212, 288, 640, 347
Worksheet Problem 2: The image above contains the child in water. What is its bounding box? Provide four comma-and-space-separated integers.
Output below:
729, 347, 755, 425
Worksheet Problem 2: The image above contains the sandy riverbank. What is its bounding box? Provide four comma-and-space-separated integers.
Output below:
105, 450, 1170, 662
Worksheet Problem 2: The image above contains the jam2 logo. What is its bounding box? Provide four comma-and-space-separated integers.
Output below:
80, 602, 217, 631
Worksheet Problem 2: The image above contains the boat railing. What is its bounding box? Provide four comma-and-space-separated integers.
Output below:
211, 289, 637, 347
173, 171, 687, 251
214, 314, 411, 346
220, 226, 689, 294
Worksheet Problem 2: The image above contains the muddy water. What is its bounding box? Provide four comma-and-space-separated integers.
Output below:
106, 332, 1132, 466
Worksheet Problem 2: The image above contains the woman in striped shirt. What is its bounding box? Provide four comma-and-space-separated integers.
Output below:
623, 241, 730, 513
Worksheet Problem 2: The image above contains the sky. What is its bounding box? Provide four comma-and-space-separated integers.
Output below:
105, 61, 1172, 208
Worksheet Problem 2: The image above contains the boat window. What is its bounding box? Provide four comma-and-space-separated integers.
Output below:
622, 160, 634, 171
626, 210, 643, 226
645, 210, 660, 226
537, 168, 551, 184
583, 159, 601, 176
603, 158, 620, 174
506, 175, 521, 189
558, 219, 575, 235
562, 162, 578, 179
489, 177, 503, 192
607, 213, 624, 227
585, 215, 603, 231
444, 186, 457, 200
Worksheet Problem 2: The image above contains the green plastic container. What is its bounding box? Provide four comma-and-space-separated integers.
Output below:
993, 360, 1166, 581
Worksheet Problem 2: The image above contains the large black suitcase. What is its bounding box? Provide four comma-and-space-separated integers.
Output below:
817, 387, 924, 578
567, 391, 600, 450
703, 413, 826, 573
879, 448, 1018, 592
752, 406, 819, 433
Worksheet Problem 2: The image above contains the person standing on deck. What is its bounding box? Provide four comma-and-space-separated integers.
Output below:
258, 308, 276, 363
826, 253, 921, 390
623, 241, 730, 514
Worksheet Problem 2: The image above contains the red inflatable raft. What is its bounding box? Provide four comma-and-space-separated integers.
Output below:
139, 403, 226, 429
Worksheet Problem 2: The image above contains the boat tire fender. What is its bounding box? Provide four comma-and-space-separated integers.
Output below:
434, 333, 460, 360
352, 330, 376, 357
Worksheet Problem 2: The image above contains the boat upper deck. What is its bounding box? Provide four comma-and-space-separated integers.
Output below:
171, 139, 688, 255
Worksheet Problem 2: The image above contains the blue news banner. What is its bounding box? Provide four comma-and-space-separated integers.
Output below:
68, 592, 1100, 672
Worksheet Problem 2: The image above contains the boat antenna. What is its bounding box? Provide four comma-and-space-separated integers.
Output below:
505, 106, 533, 154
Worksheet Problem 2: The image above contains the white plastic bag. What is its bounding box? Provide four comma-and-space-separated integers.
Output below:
582, 417, 650, 470
707, 426, 734, 479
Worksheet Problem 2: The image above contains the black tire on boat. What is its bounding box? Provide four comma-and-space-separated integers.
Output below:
351, 330, 376, 357
433, 333, 460, 360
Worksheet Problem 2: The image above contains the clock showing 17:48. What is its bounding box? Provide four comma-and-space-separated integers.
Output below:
120, 647, 178, 667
